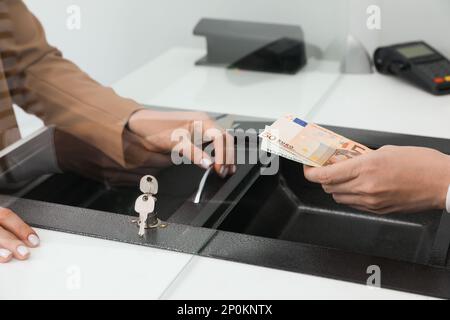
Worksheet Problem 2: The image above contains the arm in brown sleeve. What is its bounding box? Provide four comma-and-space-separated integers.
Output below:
4, 0, 143, 167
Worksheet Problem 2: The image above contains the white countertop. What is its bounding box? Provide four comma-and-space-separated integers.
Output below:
113, 47, 450, 138
4, 47, 448, 300
112, 47, 342, 120
162, 255, 428, 300
0, 229, 428, 300
310, 73, 450, 139
0, 229, 192, 300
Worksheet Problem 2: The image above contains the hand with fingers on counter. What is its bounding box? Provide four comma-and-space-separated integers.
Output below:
0, 208, 40, 263
304, 146, 450, 214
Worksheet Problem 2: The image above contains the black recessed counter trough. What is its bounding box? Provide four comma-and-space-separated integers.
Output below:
2, 122, 450, 299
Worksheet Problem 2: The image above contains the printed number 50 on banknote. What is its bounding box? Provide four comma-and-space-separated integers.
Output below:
260, 115, 371, 167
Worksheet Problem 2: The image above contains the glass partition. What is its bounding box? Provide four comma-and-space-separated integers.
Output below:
2, 0, 450, 299
2, 0, 448, 265
1, 0, 349, 240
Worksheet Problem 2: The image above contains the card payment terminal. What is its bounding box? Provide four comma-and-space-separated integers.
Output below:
374, 41, 450, 95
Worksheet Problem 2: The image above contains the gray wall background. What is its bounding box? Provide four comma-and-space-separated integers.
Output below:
24, 0, 450, 85
349, 0, 450, 57
24, 0, 348, 85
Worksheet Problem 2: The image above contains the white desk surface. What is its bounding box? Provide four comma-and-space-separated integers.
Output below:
162, 256, 428, 300
113, 47, 341, 120
0, 229, 428, 300
0, 229, 193, 300
4, 47, 448, 300
310, 73, 450, 139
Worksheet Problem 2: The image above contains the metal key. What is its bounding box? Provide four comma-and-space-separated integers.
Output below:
134, 194, 155, 237
140, 175, 158, 195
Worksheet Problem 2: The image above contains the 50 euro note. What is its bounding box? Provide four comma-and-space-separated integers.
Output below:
260, 128, 319, 167
259, 115, 371, 167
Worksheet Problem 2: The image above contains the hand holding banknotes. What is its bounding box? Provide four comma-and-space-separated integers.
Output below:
304, 146, 450, 214
261, 115, 450, 214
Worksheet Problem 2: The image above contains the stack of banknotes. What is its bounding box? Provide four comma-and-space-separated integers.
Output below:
260, 115, 371, 167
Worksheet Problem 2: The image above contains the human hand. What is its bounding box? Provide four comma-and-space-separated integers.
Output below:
0, 207, 39, 263
128, 110, 236, 178
304, 146, 450, 214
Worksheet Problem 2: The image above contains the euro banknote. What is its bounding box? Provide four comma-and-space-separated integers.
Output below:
260, 130, 319, 167
260, 115, 371, 167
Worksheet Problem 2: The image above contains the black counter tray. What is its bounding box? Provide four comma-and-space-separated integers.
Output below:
4, 122, 450, 298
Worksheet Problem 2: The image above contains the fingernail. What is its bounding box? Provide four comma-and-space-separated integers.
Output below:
17, 246, 29, 257
28, 234, 40, 247
0, 249, 12, 259
220, 166, 229, 178
200, 158, 213, 169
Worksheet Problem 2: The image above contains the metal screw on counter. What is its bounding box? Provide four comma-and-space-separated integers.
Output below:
133, 175, 167, 236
